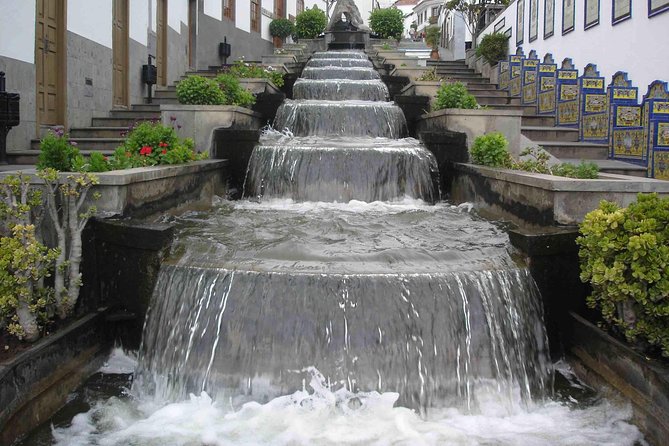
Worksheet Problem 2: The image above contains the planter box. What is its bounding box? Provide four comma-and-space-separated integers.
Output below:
261, 54, 297, 66
161, 104, 262, 156
382, 56, 423, 68
449, 163, 669, 227
238, 78, 281, 95
0, 310, 112, 446
389, 66, 431, 81
567, 312, 669, 446
417, 108, 523, 156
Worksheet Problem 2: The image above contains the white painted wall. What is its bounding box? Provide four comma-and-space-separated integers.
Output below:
0, 0, 36, 63
204, 0, 223, 18
168, 0, 189, 32
130, 0, 149, 45
477, 0, 669, 91
151, 0, 157, 32
238, 0, 251, 32
68, 0, 113, 48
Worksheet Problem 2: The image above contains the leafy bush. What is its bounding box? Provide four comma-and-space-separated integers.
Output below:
114, 121, 205, 168
37, 130, 81, 171
513, 147, 600, 178
433, 82, 478, 110
176, 75, 226, 105
577, 194, 669, 356
0, 175, 58, 342
470, 132, 511, 167
215, 73, 257, 108
224, 60, 285, 88
476, 33, 509, 66
369, 7, 404, 40
269, 18, 295, 39
295, 6, 327, 39
425, 26, 441, 49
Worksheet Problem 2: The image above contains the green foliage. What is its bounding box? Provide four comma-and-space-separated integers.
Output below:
512, 147, 599, 178
577, 194, 669, 356
87, 152, 111, 172
425, 26, 441, 49
476, 33, 509, 66
215, 73, 257, 108
224, 59, 285, 88
415, 68, 442, 81
295, 6, 327, 39
470, 132, 512, 167
176, 75, 226, 105
432, 82, 478, 110
269, 18, 295, 39
114, 121, 206, 168
380, 43, 392, 50
368, 7, 404, 40
0, 175, 58, 341
37, 130, 81, 171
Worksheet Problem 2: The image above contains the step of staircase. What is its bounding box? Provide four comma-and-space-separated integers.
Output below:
522, 114, 556, 127
69, 127, 129, 138
91, 116, 160, 127
154, 90, 177, 100
31, 137, 124, 152
521, 126, 580, 142
108, 110, 161, 119
475, 95, 521, 106
487, 104, 539, 115
533, 141, 609, 159
131, 103, 162, 112
143, 97, 178, 105
560, 158, 648, 177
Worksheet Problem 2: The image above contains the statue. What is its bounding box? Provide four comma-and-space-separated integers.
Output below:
327, 0, 370, 32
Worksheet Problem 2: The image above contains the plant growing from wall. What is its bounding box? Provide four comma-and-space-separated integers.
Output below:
295, 6, 328, 39
368, 7, 404, 40
224, 60, 285, 88
269, 18, 295, 42
512, 147, 599, 179
577, 194, 669, 357
37, 168, 99, 320
176, 75, 227, 105
470, 132, 512, 167
0, 175, 57, 341
476, 32, 509, 66
215, 73, 257, 108
432, 82, 478, 110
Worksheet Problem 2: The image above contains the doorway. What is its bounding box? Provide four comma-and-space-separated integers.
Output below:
112, 0, 129, 108
35, 0, 66, 127
157, 0, 168, 86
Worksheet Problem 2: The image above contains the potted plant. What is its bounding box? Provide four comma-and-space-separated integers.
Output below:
269, 17, 295, 48
425, 26, 441, 60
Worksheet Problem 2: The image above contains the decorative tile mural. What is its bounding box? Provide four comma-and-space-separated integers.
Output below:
522, 50, 539, 106
645, 81, 669, 179
509, 48, 525, 98
556, 58, 579, 126
579, 64, 609, 143
538, 54, 557, 114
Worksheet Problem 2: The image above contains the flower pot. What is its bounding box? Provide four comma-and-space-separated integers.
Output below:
430, 48, 440, 60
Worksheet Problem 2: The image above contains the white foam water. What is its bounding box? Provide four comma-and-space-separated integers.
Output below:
51, 361, 644, 446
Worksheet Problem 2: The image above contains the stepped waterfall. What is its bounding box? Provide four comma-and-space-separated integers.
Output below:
39, 50, 644, 446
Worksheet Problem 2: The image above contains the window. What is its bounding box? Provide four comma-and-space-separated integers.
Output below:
297, 0, 304, 14
223, 0, 234, 21
431, 7, 438, 16
251, 0, 260, 32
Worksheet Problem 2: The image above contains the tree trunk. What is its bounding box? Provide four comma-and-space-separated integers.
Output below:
16, 299, 40, 342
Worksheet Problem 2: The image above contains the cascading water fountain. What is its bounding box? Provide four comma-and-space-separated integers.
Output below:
26, 50, 645, 445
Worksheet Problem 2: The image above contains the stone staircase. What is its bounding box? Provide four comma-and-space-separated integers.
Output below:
426, 60, 647, 177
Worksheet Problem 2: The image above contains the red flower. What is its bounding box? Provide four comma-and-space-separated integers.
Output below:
161, 149, 167, 154
158, 142, 169, 148
140, 146, 153, 156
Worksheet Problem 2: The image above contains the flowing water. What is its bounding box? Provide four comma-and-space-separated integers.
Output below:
19, 50, 646, 445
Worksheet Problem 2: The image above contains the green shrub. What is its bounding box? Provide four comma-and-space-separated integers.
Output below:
86, 152, 111, 172
295, 6, 327, 39
269, 18, 295, 39
577, 194, 669, 357
224, 60, 284, 88
37, 130, 81, 171
470, 132, 511, 167
368, 7, 404, 40
425, 26, 441, 49
115, 121, 205, 168
476, 33, 509, 66
215, 73, 257, 108
433, 82, 478, 110
552, 161, 599, 179
176, 75, 226, 105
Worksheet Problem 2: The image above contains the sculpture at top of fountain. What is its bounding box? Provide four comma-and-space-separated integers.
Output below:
327, 0, 370, 32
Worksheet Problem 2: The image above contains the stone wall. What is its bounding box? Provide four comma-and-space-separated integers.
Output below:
0, 56, 36, 152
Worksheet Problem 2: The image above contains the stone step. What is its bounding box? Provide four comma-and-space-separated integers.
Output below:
435, 71, 483, 78
522, 114, 556, 127
31, 137, 124, 152
108, 110, 160, 119
144, 97, 178, 105
559, 158, 648, 177
521, 126, 580, 142
487, 104, 538, 115
442, 76, 491, 84
131, 103, 162, 112
534, 141, 609, 159
462, 83, 498, 91
156, 85, 177, 92
8, 149, 116, 165
474, 95, 520, 105
467, 88, 508, 97
154, 90, 178, 100
91, 116, 159, 127
70, 127, 129, 138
